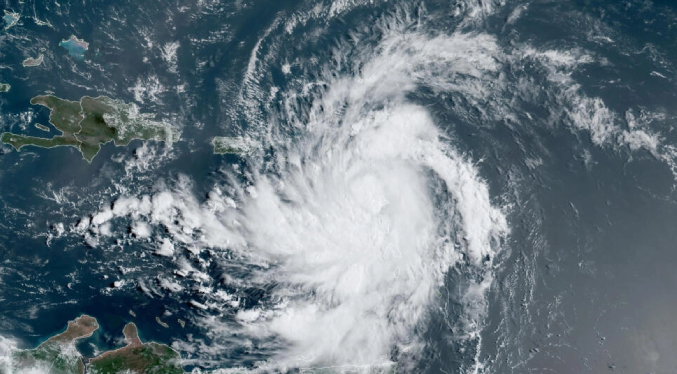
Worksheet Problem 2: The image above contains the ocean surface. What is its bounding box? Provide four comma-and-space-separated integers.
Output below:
1, 0, 677, 373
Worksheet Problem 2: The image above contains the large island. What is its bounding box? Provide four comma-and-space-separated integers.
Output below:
1, 95, 178, 162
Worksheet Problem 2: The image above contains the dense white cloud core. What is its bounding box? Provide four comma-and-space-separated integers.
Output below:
79, 16, 510, 371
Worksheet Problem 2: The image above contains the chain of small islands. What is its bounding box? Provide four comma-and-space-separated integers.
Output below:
0, 93, 258, 160
0, 12, 264, 374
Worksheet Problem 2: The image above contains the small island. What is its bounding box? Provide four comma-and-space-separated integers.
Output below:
0, 83, 9, 92
4, 315, 184, 374
212, 136, 258, 155
3, 10, 19, 30
22, 54, 44, 67
1, 94, 178, 162
60, 35, 88, 59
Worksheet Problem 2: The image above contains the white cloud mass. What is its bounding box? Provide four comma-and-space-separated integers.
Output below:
79, 16, 510, 371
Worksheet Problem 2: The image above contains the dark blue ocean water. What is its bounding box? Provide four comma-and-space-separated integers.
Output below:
2, 0, 677, 373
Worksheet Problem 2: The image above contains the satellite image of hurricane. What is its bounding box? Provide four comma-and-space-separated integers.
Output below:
0, 0, 677, 373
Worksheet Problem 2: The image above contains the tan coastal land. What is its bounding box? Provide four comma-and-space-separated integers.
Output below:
88, 322, 183, 374
22, 54, 44, 67
2, 315, 184, 374
8, 315, 98, 374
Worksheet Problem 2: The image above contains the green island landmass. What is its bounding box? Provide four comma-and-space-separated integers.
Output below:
1, 315, 184, 374
1, 94, 178, 162
212, 136, 258, 155
0, 83, 9, 92
34, 123, 50, 132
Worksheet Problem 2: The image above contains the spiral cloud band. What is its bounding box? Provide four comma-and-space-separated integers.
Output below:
80, 15, 509, 371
